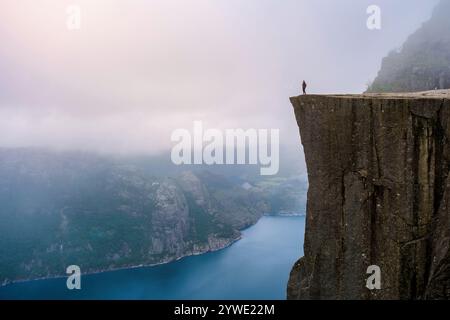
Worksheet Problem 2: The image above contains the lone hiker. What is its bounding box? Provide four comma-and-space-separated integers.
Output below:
302, 80, 307, 95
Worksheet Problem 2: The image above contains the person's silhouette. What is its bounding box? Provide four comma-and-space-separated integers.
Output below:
302, 80, 307, 95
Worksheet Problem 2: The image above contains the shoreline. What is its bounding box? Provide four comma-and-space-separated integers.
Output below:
0, 234, 243, 289
0, 214, 305, 289
265, 212, 305, 217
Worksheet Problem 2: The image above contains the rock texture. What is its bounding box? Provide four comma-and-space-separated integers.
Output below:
288, 90, 450, 299
367, 0, 450, 93
0, 149, 269, 285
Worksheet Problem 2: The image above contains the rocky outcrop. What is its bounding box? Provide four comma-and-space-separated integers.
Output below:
0, 150, 268, 285
288, 90, 450, 299
367, 0, 450, 93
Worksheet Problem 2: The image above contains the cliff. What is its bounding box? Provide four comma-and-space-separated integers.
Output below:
0, 150, 269, 285
288, 90, 450, 299
367, 0, 450, 92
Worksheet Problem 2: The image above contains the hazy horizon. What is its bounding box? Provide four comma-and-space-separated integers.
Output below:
0, 0, 439, 157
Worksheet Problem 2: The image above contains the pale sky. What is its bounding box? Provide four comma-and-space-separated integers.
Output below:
0, 0, 439, 155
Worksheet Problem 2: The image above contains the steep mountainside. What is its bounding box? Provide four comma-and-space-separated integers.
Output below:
0, 149, 274, 285
288, 91, 450, 299
367, 0, 450, 92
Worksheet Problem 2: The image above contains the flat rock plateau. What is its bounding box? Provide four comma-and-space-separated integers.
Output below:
288, 90, 450, 300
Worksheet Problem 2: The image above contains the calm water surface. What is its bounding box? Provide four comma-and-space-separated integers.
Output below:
0, 215, 305, 300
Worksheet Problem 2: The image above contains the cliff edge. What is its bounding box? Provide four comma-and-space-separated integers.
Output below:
288, 90, 450, 299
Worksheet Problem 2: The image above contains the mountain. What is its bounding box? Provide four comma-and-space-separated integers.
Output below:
0, 148, 306, 285
367, 0, 450, 93
288, 91, 450, 299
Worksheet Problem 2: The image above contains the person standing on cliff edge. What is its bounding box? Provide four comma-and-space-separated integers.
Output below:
302, 80, 307, 95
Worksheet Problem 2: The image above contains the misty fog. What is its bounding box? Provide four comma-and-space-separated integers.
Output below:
0, 0, 439, 159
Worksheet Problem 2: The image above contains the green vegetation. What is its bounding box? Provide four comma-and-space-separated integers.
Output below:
0, 149, 306, 284
367, 0, 450, 93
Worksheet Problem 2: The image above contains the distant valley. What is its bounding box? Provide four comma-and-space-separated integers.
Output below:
0, 148, 306, 285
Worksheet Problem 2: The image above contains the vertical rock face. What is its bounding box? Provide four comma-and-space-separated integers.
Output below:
288, 91, 450, 300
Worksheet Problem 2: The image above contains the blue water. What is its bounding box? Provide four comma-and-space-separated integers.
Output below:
0, 215, 305, 300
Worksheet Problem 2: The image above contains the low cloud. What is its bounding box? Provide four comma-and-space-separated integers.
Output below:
0, 0, 438, 155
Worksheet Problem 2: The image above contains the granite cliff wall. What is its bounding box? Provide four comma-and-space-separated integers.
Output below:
288, 91, 450, 299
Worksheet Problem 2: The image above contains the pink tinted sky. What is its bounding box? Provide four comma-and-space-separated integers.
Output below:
0, 0, 439, 154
